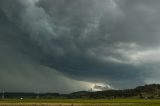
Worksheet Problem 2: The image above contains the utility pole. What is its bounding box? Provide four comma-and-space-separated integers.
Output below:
2, 90, 5, 99
36, 91, 39, 99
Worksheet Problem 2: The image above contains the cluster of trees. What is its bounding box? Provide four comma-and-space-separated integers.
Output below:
1, 84, 160, 99
0, 93, 64, 99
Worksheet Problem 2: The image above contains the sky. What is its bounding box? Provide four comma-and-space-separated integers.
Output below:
0, 0, 160, 93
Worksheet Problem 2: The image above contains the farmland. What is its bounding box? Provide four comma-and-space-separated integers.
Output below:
1, 84, 160, 106
0, 99, 160, 106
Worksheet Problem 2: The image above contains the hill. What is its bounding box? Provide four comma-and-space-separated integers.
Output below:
70, 84, 160, 99
1, 84, 160, 99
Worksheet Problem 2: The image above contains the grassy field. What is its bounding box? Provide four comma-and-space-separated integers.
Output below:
0, 99, 160, 106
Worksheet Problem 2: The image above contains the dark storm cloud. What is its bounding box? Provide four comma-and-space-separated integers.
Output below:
0, 0, 160, 92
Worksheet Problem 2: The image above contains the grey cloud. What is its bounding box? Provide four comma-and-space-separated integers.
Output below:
0, 0, 160, 92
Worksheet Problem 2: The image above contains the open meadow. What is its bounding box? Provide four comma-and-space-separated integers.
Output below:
0, 99, 160, 106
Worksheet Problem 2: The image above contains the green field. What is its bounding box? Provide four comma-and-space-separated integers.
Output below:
0, 99, 160, 106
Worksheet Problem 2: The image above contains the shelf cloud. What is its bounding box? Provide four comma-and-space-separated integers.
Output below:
0, 0, 160, 93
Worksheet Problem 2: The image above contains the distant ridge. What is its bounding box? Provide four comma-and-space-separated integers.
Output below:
70, 84, 160, 99
1, 84, 160, 99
